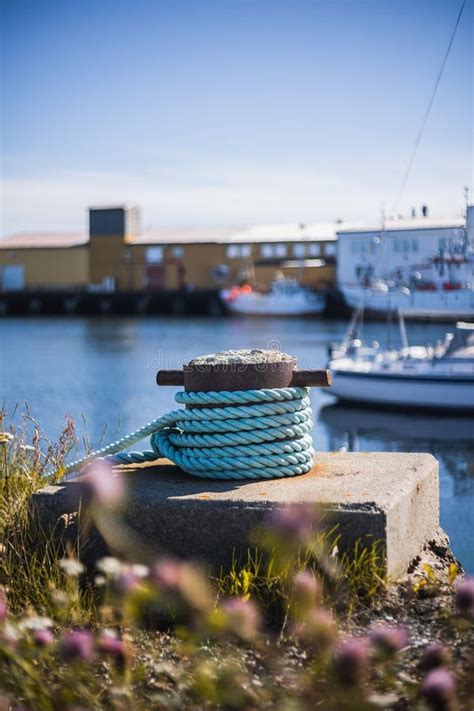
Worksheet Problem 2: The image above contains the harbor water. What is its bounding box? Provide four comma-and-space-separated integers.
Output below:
1, 316, 473, 572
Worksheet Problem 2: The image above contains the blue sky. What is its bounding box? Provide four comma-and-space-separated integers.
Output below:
1, 0, 472, 235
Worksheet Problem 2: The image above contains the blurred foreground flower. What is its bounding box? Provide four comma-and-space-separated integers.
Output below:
97, 630, 129, 672
454, 576, 474, 619
97, 556, 124, 579
153, 559, 212, 612
32, 628, 55, 648
292, 570, 320, 612
18, 616, 53, 632
421, 642, 452, 671
60, 558, 85, 577
333, 637, 370, 687
0, 622, 19, 650
291, 608, 337, 651
268, 504, 316, 542
220, 597, 261, 641
369, 624, 409, 657
421, 668, 456, 711
153, 559, 182, 591
116, 564, 149, 594
83, 459, 125, 507
59, 629, 94, 663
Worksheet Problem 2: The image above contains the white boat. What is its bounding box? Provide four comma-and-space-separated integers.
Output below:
343, 282, 474, 320
221, 278, 325, 316
327, 320, 474, 411
343, 252, 474, 321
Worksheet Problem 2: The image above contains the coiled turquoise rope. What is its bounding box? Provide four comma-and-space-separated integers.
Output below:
65, 387, 314, 480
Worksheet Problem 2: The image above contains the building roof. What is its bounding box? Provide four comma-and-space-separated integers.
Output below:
131, 226, 243, 245
1, 214, 466, 250
1, 223, 338, 249
0, 232, 88, 249
226, 222, 338, 243
134, 222, 338, 245
336, 215, 465, 235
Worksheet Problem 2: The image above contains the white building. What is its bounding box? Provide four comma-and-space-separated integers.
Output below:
334, 206, 474, 318
336, 207, 473, 289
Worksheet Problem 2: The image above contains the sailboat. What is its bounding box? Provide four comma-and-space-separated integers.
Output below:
326, 307, 474, 411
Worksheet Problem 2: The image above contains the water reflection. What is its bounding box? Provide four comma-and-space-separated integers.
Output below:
320, 403, 474, 445
319, 402, 474, 571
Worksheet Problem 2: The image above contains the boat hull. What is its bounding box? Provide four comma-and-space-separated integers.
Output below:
343, 287, 474, 320
225, 292, 325, 316
327, 368, 474, 411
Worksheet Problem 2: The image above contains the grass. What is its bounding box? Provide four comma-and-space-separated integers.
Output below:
1, 410, 472, 710
0, 411, 96, 620
215, 534, 387, 628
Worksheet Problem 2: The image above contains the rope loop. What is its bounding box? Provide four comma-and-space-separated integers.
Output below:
64, 387, 314, 480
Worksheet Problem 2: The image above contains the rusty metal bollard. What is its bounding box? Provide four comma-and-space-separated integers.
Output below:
156, 349, 332, 392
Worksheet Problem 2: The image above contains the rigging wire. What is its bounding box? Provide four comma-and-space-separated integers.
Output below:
390, 0, 467, 215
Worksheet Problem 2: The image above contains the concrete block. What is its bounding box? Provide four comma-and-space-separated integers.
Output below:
30, 452, 439, 579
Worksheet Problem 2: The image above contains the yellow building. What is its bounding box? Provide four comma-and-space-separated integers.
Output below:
0, 232, 90, 289
0, 206, 337, 291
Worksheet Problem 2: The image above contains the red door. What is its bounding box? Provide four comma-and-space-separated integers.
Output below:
145, 265, 165, 290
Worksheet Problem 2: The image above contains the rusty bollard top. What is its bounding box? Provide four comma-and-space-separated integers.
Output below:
157, 349, 332, 392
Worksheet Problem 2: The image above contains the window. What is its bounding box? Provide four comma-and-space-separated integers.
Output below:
1, 265, 24, 290
402, 240, 409, 252
412, 239, 419, 253
261, 244, 275, 258
226, 245, 240, 259
146, 246, 164, 264
307, 243, 320, 257
293, 244, 306, 258
172, 247, 184, 258
226, 244, 251, 259
260, 243, 287, 259
324, 244, 336, 256
394, 239, 401, 252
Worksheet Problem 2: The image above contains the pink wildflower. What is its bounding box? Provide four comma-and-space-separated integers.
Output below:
421, 642, 452, 671
292, 607, 337, 650
421, 668, 456, 711
293, 570, 320, 609
454, 576, 474, 619
221, 597, 261, 640
268, 504, 316, 541
59, 629, 94, 662
32, 628, 55, 648
333, 637, 370, 687
97, 632, 128, 672
369, 624, 409, 656
83, 459, 125, 508
152, 559, 182, 591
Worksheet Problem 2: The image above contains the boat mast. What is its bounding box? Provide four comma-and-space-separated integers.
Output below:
380, 205, 394, 350
398, 310, 409, 352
